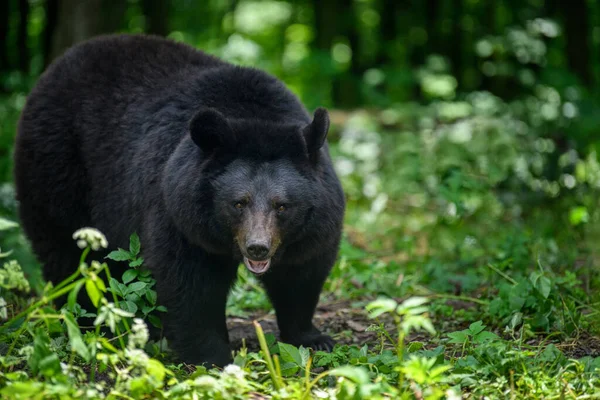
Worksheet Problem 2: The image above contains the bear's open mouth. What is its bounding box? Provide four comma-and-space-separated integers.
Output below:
243, 257, 271, 275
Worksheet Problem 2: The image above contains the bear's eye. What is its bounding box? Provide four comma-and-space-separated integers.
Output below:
276, 204, 286, 213
234, 201, 246, 209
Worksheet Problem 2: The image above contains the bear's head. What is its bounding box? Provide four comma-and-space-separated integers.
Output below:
163, 107, 333, 274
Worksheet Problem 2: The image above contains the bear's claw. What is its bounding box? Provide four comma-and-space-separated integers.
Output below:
285, 333, 336, 353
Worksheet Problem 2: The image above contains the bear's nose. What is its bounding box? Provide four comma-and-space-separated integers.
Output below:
247, 244, 270, 260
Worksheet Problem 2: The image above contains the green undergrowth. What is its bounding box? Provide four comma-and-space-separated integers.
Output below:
0, 221, 598, 399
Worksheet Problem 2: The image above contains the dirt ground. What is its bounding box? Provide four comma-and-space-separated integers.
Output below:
227, 299, 391, 352
227, 299, 600, 359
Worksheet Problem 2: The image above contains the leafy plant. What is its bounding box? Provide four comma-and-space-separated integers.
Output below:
447, 321, 500, 357
106, 233, 166, 327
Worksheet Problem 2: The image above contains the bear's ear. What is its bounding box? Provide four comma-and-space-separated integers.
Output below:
189, 108, 234, 153
302, 107, 330, 163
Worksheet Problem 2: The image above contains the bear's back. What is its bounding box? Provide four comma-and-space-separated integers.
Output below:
62, 34, 223, 92
29, 34, 224, 124
14, 35, 227, 249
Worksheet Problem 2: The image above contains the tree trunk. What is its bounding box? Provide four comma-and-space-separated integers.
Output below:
0, 0, 9, 71
450, 0, 463, 85
544, 0, 559, 18
141, 0, 170, 36
378, 0, 400, 65
18, 0, 30, 73
101, 0, 127, 33
425, 0, 440, 54
408, 0, 426, 67
313, 0, 339, 52
46, 0, 127, 66
335, 0, 362, 107
560, 0, 592, 85
48, 0, 103, 62
483, 0, 496, 34
313, 0, 362, 107
479, 0, 498, 93
43, 0, 59, 68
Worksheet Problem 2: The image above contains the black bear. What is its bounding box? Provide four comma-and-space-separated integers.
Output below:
14, 34, 345, 366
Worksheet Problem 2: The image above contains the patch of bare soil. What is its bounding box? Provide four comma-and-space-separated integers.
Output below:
227, 299, 600, 360
228, 299, 416, 352
555, 332, 600, 359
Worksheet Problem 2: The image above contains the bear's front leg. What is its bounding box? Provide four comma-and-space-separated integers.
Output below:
154, 250, 238, 367
260, 256, 335, 351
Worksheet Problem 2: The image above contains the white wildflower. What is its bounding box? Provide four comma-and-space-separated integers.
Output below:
72, 227, 108, 251
128, 318, 150, 349
125, 348, 150, 367
194, 375, 218, 388
0, 297, 6, 320
223, 364, 245, 380
17, 345, 34, 358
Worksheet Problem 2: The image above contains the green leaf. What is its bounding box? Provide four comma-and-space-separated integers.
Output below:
62, 310, 91, 361
147, 358, 166, 382
148, 314, 162, 328
129, 258, 144, 268
366, 298, 397, 318
429, 364, 452, 378
122, 269, 138, 284
126, 293, 141, 303
141, 305, 155, 315
128, 281, 148, 292
118, 282, 129, 296
67, 280, 85, 311
468, 321, 486, 335
1, 382, 44, 397
278, 342, 302, 366
121, 300, 138, 314
299, 346, 310, 368
399, 296, 429, 309
330, 365, 370, 384
447, 330, 469, 344
85, 280, 102, 308
473, 331, 500, 343
529, 271, 541, 286
569, 206, 589, 226
359, 344, 368, 358
145, 289, 158, 305
0, 218, 18, 231
279, 361, 299, 376
109, 277, 124, 297
531, 313, 550, 330
402, 315, 436, 335
139, 268, 152, 278
508, 290, 526, 311
129, 233, 141, 256
539, 344, 564, 363
29, 329, 61, 377
530, 272, 552, 299
106, 248, 131, 262
95, 276, 107, 292
408, 341, 425, 352
509, 312, 523, 330
0, 249, 13, 258
538, 276, 552, 299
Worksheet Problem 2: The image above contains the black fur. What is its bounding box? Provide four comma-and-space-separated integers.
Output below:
14, 34, 345, 366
